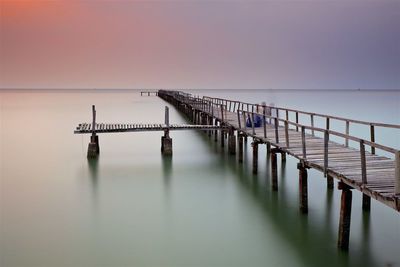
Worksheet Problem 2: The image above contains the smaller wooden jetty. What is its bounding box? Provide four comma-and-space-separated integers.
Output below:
74, 105, 223, 156
140, 91, 158, 96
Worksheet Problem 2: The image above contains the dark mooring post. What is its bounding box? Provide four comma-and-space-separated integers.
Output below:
87, 105, 100, 158
161, 106, 172, 155
297, 163, 308, 213
271, 149, 278, 191
338, 182, 353, 250
252, 141, 258, 174
228, 128, 236, 155
238, 134, 243, 163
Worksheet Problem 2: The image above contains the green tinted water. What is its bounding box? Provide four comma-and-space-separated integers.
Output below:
1, 90, 399, 267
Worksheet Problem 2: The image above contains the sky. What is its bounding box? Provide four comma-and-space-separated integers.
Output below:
0, 0, 399, 89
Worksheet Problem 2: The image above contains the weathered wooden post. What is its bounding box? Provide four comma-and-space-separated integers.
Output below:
238, 134, 243, 163
87, 105, 100, 158
360, 139, 371, 211
161, 106, 172, 155
297, 162, 308, 213
338, 182, 353, 250
228, 128, 236, 155
214, 119, 218, 142
271, 148, 278, 191
252, 141, 258, 174
327, 175, 334, 189
395, 150, 400, 195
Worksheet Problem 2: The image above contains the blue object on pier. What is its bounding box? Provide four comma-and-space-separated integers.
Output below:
246, 114, 263, 127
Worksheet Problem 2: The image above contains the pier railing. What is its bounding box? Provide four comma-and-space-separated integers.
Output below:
159, 90, 400, 195
238, 109, 400, 194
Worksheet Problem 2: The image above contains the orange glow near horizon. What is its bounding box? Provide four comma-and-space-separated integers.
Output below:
1, 0, 75, 21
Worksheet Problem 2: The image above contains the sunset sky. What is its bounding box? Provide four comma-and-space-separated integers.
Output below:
0, 0, 399, 89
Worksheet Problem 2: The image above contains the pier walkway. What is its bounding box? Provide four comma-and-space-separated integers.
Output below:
158, 90, 399, 250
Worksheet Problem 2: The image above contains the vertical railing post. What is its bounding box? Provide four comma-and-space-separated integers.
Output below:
165, 106, 169, 127
263, 107, 267, 138
237, 110, 241, 129
301, 126, 306, 159
274, 118, 279, 144
251, 112, 256, 135
345, 121, 350, 147
326, 117, 330, 131
243, 112, 247, 132
284, 120, 289, 148
395, 151, 400, 195
324, 130, 329, 177
310, 114, 315, 136
360, 140, 367, 184
91, 105, 96, 134
221, 105, 225, 123
295, 112, 299, 131
370, 125, 375, 154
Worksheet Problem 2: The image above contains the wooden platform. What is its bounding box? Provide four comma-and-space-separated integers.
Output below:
158, 90, 400, 212
74, 123, 222, 134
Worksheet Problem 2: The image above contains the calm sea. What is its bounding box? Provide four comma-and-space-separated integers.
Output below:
1, 89, 399, 267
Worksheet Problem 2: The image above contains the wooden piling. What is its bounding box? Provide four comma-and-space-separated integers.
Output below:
298, 163, 308, 214
238, 134, 243, 163
271, 149, 278, 191
338, 182, 352, 250
220, 124, 225, 148
327, 174, 334, 189
253, 141, 258, 174
228, 128, 236, 155
87, 105, 99, 158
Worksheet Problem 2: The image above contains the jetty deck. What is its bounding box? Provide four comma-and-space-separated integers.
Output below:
74, 123, 221, 133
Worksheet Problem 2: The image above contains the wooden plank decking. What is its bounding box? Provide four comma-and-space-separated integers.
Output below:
74, 123, 221, 134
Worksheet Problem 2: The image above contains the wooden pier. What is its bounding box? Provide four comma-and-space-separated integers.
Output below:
74, 105, 224, 157
75, 89, 399, 251
157, 89, 400, 251
140, 91, 158, 96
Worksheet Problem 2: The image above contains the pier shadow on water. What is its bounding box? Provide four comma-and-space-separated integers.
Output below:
194, 129, 382, 267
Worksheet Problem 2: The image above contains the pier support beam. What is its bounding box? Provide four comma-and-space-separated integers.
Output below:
87, 134, 100, 158
161, 131, 173, 155
87, 105, 99, 158
228, 128, 236, 155
362, 195, 371, 212
220, 124, 225, 148
214, 120, 218, 142
297, 163, 308, 214
327, 174, 334, 189
281, 152, 286, 162
238, 134, 243, 163
252, 141, 258, 174
271, 149, 278, 191
338, 182, 353, 250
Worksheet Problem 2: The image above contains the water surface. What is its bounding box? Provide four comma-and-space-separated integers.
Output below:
1, 89, 399, 267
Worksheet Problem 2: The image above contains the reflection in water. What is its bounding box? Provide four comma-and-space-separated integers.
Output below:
88, 157, 99, 195
87, 157, 99, 214
162, 155, 173, 188
199, 130, 379, 267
